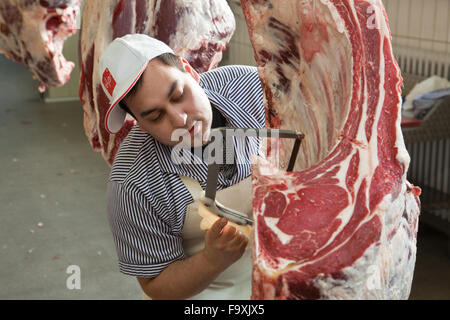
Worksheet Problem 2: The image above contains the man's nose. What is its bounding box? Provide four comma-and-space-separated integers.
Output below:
167, 105, 188, 128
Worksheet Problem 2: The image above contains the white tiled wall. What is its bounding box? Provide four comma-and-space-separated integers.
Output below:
384, 0, 450, 53
384, 0, 450, 79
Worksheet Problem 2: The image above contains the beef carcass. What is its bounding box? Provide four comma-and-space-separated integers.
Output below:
242, 0, 421, 299
79, 0, 235, 166
0, 0, 81, 92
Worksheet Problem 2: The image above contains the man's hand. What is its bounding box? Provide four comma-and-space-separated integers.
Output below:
203, 217, 248, 270
138, 217, 249, 300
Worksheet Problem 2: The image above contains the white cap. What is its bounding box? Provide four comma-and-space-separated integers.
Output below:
99, 34, 174, 134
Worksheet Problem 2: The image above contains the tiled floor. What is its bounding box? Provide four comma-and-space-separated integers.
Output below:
0, 55, 449, 300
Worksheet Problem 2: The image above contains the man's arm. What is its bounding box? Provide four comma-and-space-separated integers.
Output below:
137, 218, 248, 300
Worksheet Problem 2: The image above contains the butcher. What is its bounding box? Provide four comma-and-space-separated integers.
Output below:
100, 34, 265, 300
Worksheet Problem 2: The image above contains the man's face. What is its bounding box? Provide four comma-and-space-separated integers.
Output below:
124, 58, 212, 147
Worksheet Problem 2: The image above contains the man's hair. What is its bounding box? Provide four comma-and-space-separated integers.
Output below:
118, 52, 187, 119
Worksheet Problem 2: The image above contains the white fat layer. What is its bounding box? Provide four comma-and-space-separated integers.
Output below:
320, 0, 346, 33
264, 217, 293, 245
169, 0, 235, 57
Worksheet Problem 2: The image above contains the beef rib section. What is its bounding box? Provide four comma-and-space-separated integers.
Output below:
242, 0, 421, 299
78, 0, 235, 166
0, 0, 81, 92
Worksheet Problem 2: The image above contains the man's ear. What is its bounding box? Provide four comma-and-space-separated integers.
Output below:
179, 57, 200, 83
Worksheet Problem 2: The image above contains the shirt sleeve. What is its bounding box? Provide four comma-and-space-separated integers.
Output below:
106, 180, 185, 278
219, 68, 266, 128
200, 65, 259, 93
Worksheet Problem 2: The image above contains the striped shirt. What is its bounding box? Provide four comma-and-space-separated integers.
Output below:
106, 65, 265, 278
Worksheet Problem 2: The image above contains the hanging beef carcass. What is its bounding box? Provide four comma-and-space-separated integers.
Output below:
242, 0, 421, 299
0, 0, 81, 92
78, 0, 235, 166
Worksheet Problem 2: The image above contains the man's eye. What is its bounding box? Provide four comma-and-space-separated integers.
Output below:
172, 90, 184, 103
149, 112, 164, 122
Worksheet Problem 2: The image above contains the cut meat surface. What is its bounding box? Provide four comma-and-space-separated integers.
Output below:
78, 0, 235, 165
0, 0, 81, 91
242, 0, 421, 299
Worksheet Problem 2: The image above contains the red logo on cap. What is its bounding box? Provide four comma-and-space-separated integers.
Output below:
102, 68, 116, 96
